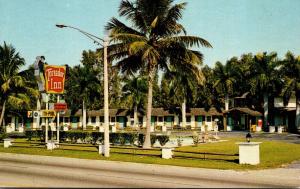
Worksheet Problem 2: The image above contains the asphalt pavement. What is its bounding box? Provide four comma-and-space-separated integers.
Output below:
0, 152, 299, 188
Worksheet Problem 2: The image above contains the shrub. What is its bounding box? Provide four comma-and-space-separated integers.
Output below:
177, 136, 183, 147
127, 133, 138, 146
0, 127, 7, 141
7, 132, 26, 138
25, 130, 34, 141
91, 132, 104, 145
110, 133, 120, 145
138, 133, 145, 146
192, 131, 200, 146
150, 135, 157, 146
119, 133, 127, 145
157, 135, 169, 146
86, 125, 94, 130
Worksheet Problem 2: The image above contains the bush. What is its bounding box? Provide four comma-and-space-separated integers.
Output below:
7, 132, 26, 138
151, 135, 157, 146
86, 125, 94, 130
25, 130, 34, 141
91, 132, 104, 145
192, 131, 200, 146
157, 135, 169, 146
138, 134, 145, 146
110, 133, 120, 145
0, 127, 7, 141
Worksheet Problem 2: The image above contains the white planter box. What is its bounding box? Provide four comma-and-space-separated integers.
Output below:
269, 126, 275, 133
4, 138, 13, 148
256, 126, 262, 132
236, 142, 262, 165
277, 126, 283, 133
46, 141, 57, 150
6, 127, 12, 133
18, 127, 24, 133
161, 147, 174, 159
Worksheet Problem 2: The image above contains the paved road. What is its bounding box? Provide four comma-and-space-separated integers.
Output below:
0, 153, 299, 188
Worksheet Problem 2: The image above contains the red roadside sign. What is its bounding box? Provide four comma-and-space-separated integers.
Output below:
44, 65, 66, 94
54, 103, 67, 111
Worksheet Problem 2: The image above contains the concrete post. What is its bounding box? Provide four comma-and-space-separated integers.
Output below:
161, 147, 174, 159
236, 142, 261, 165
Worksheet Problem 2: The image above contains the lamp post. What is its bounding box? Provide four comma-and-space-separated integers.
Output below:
55, 24, 110, 157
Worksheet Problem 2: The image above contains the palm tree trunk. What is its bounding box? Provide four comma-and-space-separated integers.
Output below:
143, 68, 155, 149
133, 105, 138, 127
83, 100, 86, 130
225, 94, 229, 111
263, 92, 269, 129
0, 101, 6, 127
181, 98, 186, 128
296, 92, 300, 131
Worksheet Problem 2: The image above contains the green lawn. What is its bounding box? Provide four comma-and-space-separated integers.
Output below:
1, 137, 300, 170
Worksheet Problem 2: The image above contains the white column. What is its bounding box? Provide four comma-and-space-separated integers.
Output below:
174, 115, 179, 126
11, 116, 15, 131
191, 115, 195, 129
96, 116, 100, 127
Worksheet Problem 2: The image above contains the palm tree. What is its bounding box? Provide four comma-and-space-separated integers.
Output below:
280, 51, 300, 131
105, 0, 211, 148
121, 76, 147, 127
213, 60, 241, 111
0, 42, 38, 127
163, 65, 203, 128
249, 52, 280, 128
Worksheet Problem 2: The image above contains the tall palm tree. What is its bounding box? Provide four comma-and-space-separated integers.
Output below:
105, 0, 211, 148
213, 60, 241, 111
65, 64, 101, 129
121, 76, 147, 127
249, 52, 280, 128
164, 65, 203, 128
280, 51, 300, 131
0, 42, 38, 126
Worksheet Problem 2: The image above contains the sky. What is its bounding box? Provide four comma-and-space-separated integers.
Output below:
1, 0, 300, 70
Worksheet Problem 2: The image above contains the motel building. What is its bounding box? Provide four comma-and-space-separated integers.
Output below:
5, 108, 224, 133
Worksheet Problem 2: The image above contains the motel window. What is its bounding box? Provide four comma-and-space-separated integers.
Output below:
100, 116, 104, 122
138, 117, 143, 124
186, 116, 191, 122
64, 117, 69, 122
158, 116, 163, 122
110, 117, 116, 122
206, 116, 212, 122
91, 117, 96, 123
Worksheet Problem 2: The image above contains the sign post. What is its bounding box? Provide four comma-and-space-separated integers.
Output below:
44, 65, 66, 144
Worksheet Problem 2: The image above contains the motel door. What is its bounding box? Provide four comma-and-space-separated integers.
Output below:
196, 116, 202, 127
117, 117, 125, 129
72, 117, 78, 129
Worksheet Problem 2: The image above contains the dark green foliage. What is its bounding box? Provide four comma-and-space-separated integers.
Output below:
157, 135, 169, 146
25, 130, 34, 141
138, 133, 145, 146
0, 127, 7, 140
150, 135, 157, 146
7, 132, 26, 138
91, 132, 104, 145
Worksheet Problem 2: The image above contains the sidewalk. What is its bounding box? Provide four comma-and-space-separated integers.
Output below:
0, 152, 299, 187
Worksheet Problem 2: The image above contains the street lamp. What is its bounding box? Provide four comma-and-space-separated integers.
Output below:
246, 132, 252, 143
55, 24, 110, 157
